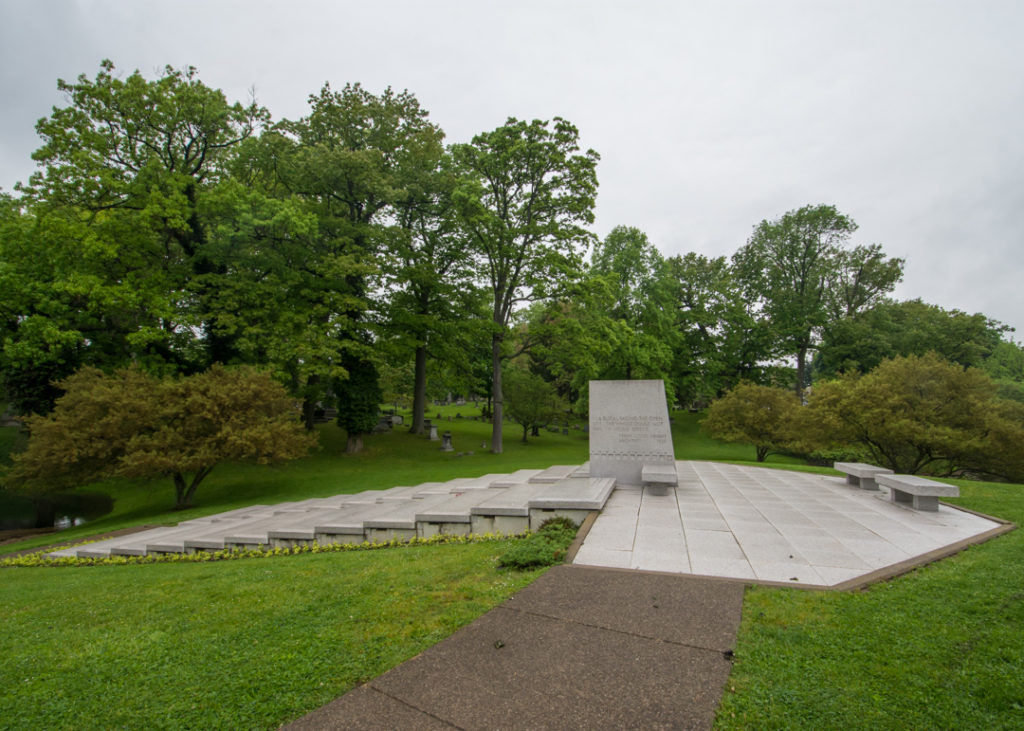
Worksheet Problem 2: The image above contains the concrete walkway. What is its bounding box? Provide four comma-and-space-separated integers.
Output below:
285, 565, 745, 730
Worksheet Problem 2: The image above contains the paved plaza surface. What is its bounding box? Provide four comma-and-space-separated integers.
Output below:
574, 461, 1003, 586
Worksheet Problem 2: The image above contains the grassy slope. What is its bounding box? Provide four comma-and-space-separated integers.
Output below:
0, 541, 544, 730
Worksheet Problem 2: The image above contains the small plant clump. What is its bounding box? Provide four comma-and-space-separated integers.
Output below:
0, 531, 521, 569
497, 517, 580, 570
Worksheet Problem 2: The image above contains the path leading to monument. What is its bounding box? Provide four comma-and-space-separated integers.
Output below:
285, 564, 744, 730
574, 461, 1004, 587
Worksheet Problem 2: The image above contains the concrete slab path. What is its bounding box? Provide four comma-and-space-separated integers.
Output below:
284, 565, 744, 730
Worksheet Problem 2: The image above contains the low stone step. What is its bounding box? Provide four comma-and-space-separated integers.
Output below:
267, 507, 373, 543
528, 477, 616, 511
528, 465, 579, 483
415, 489, 513, 537
312, 502, 405, 543
527, 477, 617, 531
363, 493, 460, 531
489, 469, 543, 487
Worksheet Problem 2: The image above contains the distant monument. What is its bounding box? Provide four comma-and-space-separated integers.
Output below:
588, 380, 676, 486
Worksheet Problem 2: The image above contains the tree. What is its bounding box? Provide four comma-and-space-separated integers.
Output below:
701, 383, 801, 462
19, 60, 268, 369
803, 353, 1024, 480
276, 83, 446, 444
587, 226, 676, 383
733, 205, 903, 398
4, 365, 317, 509
663, 252, 774, 406
503, 368, 566, 442
452, 117, 599, 453
382, 148, 479, 434
815, 299, 1008, 379
334, 351, 383, 454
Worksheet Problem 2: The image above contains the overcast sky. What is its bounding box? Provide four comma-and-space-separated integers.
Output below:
2, 1, 1022, 334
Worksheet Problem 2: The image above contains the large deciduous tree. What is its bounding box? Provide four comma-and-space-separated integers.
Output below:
733, 204, 903, 398
19, 60, 268, 370
452, 117, 598, 453
276, 83, 446, 446
664, 252, 774, 405
587, 226, 676, 384
383, 147, 479, 435
4, 365, 317, 509
815, 299, 1008, 378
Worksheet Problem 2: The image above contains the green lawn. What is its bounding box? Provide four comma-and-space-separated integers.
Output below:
0, 540, 544, 730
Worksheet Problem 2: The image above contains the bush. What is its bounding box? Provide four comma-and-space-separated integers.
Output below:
702, 382, 801, 462
497, 518, 579, 570
804, 353, 1024, 480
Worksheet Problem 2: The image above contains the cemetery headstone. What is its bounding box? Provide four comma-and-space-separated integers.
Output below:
429, 424, 439, 441
440, 431, 454, 451
588, 380, 676, 485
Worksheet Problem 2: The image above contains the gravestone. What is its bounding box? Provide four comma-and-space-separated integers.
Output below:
428, 424, 439, 441
588, 380, 676, 485
440, 431, 454, 452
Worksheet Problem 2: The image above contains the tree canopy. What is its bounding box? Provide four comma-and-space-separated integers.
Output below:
733, 204, 903, 398
452, 117, 599, 452
804, 353, 1024, 480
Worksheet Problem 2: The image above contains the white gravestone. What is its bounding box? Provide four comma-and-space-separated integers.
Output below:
588, 380, 676, 485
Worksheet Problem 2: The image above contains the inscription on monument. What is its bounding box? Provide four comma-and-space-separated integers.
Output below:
589, 380, 676, 484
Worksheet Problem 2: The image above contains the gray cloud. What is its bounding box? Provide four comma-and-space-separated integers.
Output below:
2, 0, 1022, 332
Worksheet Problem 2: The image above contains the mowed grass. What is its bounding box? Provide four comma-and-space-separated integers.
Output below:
715, 479, 1024, 730
0, 540, 545, 730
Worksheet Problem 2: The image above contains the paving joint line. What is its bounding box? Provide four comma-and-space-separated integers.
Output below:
495, 605, 733, 656
364, 684, 467, 730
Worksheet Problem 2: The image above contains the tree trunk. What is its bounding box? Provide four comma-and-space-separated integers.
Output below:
301, 374, 321, 431
410, 345, 427, 435
756, 445, 769, 462
172, 467, 213, 509
522, 424, 529, 442
795, 347, 807, 401
346, 433, 363, 454
491, 334, 503, 454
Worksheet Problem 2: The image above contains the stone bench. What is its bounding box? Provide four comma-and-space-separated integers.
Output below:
876, 474, 959, 512
641, 463, 678, 496
833, 462, 894, 491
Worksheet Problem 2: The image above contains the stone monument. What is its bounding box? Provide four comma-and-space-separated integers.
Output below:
588, 380, 676, 486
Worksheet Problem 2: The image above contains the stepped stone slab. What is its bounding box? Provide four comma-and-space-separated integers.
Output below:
528, 477, 616, 511
489, 469, 543, 487
415, 489, 511, 528
528, 465, 578, 483
267, 507, 370, 542
363, 493, 461, 530
44, 464, 612, 558
471, 483, 549, 517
